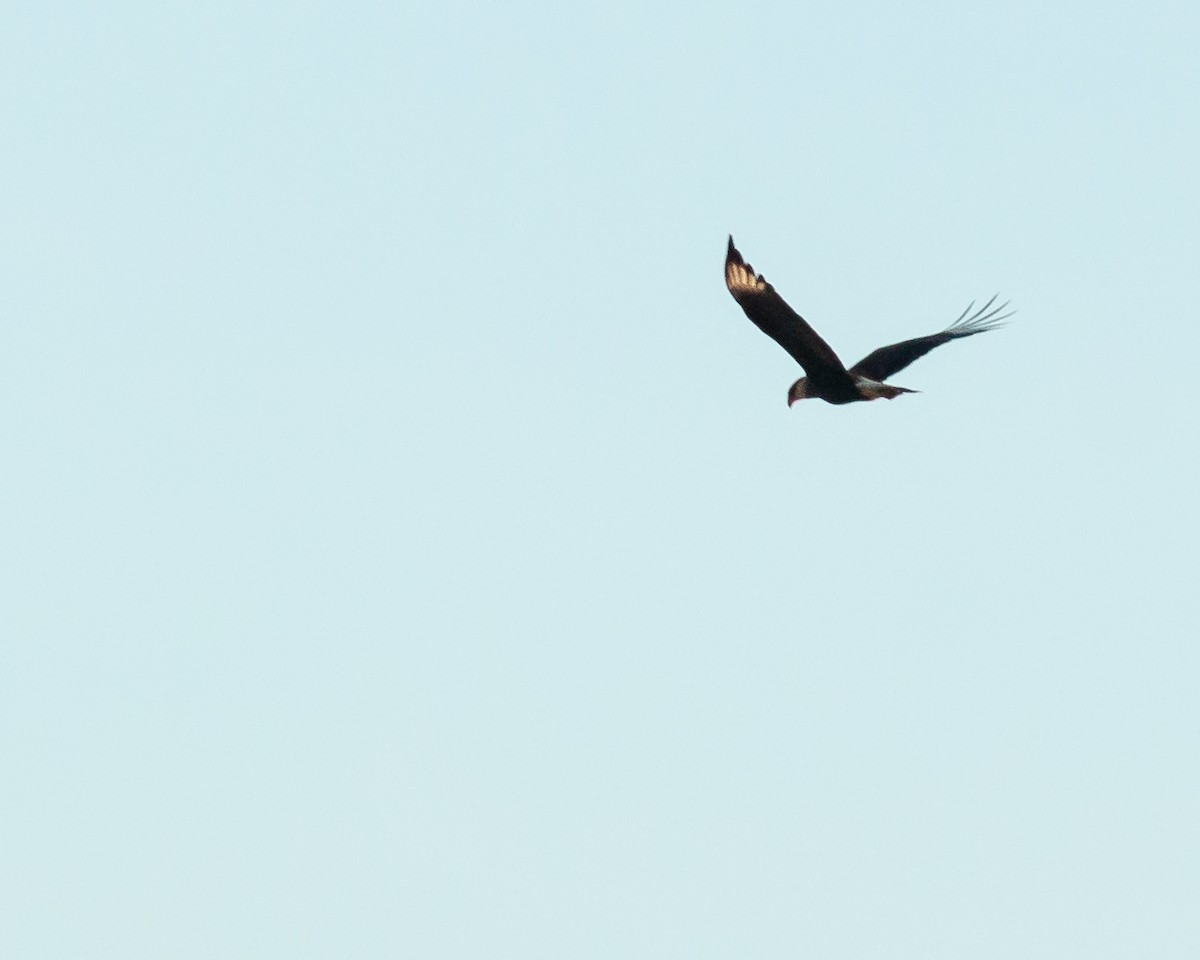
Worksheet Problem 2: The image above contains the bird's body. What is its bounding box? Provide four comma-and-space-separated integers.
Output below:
724, 236, 1011, 406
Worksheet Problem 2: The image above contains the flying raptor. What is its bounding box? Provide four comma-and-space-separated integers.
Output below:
724, 236, 1012, 406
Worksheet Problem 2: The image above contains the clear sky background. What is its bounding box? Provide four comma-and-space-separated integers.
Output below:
3, 1, 1198, 957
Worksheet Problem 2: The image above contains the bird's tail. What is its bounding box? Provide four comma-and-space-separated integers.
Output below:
854, 376, 917, 400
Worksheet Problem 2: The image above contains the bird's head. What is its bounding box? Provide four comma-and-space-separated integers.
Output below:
787, 377, 809, 407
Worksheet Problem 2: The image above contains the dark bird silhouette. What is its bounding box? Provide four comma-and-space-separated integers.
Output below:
724, 236, 1012, 406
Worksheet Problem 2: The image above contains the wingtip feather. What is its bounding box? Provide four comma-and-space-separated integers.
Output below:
946, 294, 1016, 336
723, 237, 769, 298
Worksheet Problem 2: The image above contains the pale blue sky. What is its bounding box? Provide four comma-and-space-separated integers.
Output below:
3, 1, 1199, 957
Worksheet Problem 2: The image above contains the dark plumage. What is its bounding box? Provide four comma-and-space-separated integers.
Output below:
724, 236, 1012, 406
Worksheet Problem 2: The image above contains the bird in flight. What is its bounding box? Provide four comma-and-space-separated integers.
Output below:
724, 236, 1012, 406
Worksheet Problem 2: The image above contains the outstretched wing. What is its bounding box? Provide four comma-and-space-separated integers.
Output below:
725, 236, 846, 375
848, 296, 1013, 382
